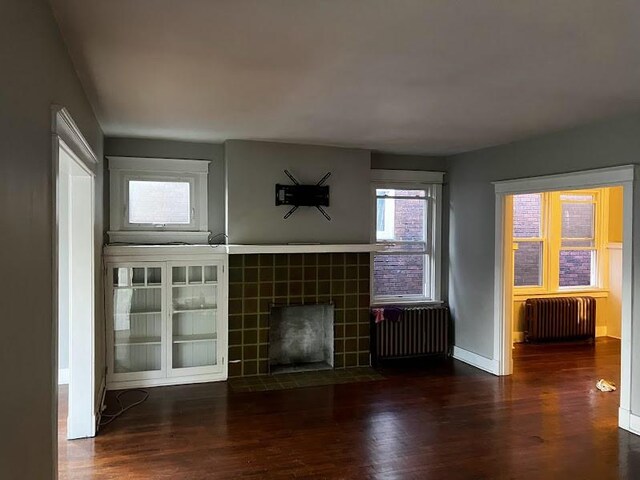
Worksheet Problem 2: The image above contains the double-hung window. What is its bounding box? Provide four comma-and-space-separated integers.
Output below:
512, 189, 605, 292
371, 171, 443, 304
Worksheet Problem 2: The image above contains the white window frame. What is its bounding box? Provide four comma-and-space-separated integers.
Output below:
108, 157, 210, 244
370, 170, 444, 305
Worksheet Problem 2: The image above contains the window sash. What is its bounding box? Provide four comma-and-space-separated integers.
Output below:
374, 193, 430, 245
123, 174, 197, 231
373, 252, 431, 300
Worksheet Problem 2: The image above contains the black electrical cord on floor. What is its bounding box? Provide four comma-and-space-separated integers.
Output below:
99, 389, 149, 427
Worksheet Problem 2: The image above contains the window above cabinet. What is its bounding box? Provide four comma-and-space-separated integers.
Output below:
108, 157, 210, 244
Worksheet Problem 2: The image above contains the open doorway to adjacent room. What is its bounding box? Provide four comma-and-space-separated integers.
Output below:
494, 166, 635, 433
54, 121, 96, 448
507, 186, 623, 384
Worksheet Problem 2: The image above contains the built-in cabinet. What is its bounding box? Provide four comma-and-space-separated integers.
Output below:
105, 249, 227, 389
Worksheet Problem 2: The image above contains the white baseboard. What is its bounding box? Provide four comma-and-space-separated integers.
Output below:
452, 346, 500, 376
619, 407, 640, 436
513, 328, 607, 342
58, 368, 69, 385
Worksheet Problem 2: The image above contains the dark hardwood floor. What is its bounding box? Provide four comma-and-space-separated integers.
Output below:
59, 337, 640, 479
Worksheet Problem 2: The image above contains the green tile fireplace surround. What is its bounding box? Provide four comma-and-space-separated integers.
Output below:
228, 253, 371, 377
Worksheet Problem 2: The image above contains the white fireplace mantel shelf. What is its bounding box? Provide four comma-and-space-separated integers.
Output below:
104, 243, 380, 257
225, 244, 380, 255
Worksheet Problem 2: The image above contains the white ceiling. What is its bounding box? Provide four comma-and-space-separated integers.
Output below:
51, 0, 640, 154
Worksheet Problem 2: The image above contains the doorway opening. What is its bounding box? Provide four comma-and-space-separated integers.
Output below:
507, 186, 623, 389
493, 166, 635, 433
53, 107, 99, 454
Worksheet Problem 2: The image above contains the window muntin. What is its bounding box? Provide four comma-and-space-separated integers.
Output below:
512, 189, 603, 292
373, 188, 432, 301
128, 180, 192, 225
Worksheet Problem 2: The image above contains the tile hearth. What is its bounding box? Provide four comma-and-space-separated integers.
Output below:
229, 367, 383, 392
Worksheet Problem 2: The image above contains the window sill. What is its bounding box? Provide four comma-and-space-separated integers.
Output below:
108, 230, 211, 245
513, 289, 609, 300
372, 299, 443, 307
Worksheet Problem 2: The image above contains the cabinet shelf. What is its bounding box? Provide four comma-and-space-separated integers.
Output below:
173, 307, 217, 314
114, 285, 162, 290
173, 333, 217, 344
115, 310, 162, 316
114, 333, 162, 346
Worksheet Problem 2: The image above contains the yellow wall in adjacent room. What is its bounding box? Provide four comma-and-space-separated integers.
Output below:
609, 186, 624, 243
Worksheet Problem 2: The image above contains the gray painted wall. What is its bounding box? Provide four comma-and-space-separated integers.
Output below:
104, 137, 225, 237
371, 153, 447, 171
447, 112, 640, 411
0, 1, 103, 478
226, 140, 371, 244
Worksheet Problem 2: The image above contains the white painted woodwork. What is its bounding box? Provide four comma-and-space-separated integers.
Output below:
105, 251, 228, 389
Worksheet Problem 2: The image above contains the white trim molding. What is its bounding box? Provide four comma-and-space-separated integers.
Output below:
52, 106, 98, 444
52, 106, 98, 167
104, 243, 380, 258
371, 169, 445, 184
226, 243, 380, 254
493, 164, 637, 435
452, 346, 500, 375
107, 230, 211, 245
58, 368, 69, 385
493, 165, 636, 195
619, 409, 640, 435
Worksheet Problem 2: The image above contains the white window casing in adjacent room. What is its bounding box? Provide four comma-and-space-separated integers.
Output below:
512, 188, 608, 295
108, 157, 210, 244
370, 170, 444, 304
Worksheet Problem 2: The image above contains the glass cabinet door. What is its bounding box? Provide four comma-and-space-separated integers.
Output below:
169, 263, 220, 374
111, 265, 164, 377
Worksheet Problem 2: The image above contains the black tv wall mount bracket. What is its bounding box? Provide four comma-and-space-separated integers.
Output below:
275, 170, 332, 221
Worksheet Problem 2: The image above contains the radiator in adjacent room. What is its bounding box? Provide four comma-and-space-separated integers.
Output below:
524, 296, 596, 342
371, 305, 450, 365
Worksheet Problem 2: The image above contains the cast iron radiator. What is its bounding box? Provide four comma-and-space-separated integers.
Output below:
524, 296, 596, 342
371, 305, 450, 365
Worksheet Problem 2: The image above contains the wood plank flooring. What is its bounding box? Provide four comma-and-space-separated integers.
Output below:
59, 337, 640, 479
